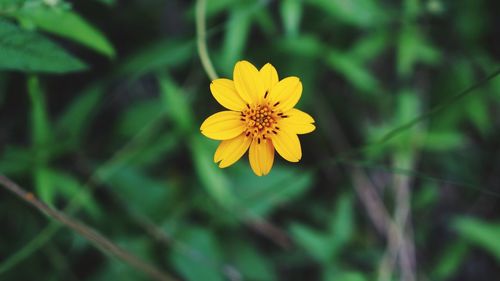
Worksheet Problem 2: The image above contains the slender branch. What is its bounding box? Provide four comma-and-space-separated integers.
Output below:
0, 111, 167, 274
0, 174, 178, 281
317, 99, 393, 236
196, 0, 218, 81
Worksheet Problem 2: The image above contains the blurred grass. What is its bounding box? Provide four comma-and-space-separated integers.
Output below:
0, 0, 500, 280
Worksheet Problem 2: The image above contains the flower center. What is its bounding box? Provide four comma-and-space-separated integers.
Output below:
241, 103, 285, 143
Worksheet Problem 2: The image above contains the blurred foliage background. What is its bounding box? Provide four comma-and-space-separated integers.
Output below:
0, 0, 499, 280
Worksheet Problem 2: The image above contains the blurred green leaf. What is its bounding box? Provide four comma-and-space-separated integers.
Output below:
45, 169, 101, 218
403, 0, 421, 19
349, 31, 390, 62
232, 166, 314, 217
325, 50, 380, 93
291, 223, 331, 262
291, 194, 354, 263
306, 0, 384, 27
56, 84, 104, 148
190, 135, 236, 209
422, 131, 464, 151
91, 238, 151, 281
324, 269, 368, 281
397, 25, 441, 77
280, 0, 302, 38
28, 76, 51, 150
226, 241, 276, 281
0, 146, 34, 175
170, 227, 225, 281
0, 19, 86, 73
158, 73, 194, 133
464, 94, 489, 134
28, 75, 54, 203
117, 99, 164, 137
10, 6, 115, 57
204, 0, 237, 17
118, 40, 194, 78
431, 240, 468, 281
220, 6, 252, 73
278, 35, 325, 58
413, 183, 439, 210
328, 194, 354, 256
453, 217, 500, 262
100, 166, 172, 218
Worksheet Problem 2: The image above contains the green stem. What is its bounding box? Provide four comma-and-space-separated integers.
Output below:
196, 0, 218, 81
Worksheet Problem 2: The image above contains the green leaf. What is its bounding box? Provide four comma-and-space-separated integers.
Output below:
422, 131, 464, 151
306, 0, 384, 27
220, 6, 252, 74
326, 50, 380, 93
231, 166, 314, 217
170, 227, 225, 281
278, 35, 325, 58
349, 31, 390, 62
56, 84, 104, 148
397, 25, 440, 78
413, 183, 439, 210
118, 40, 194, 78
464, 94, 489, 134
99, 166, 172, 218
431, 241, 468, 281
158, 73, 194, 133
0, 146, 34, 175
324, 270, 368, 281
11, 7, 115, 57
28, 76, 54, 204
45, 169, 101, 218
453, 217, 500, 262
0, 19, 86, 73
280, 0, 302, 38
328, 194, 354, 256
225, 241, 276, 281
290, 223, 331, 263
190, 135, 236, 209
116, 99, 164, 137
28, 75, 51, 150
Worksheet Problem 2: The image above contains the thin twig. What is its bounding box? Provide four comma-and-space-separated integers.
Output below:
0, 174, 178, 281
316, 98, 393, 236
393, 158, 416, 281
196, 0, 218, 81
0, 110, 167, 274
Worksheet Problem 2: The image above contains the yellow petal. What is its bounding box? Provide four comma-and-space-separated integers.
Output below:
249, 139, 275, 176
267, 77, 302, 111
233, 60, 265, 105
214, 134, 252, 168
260, 63, 279, 93
200, 111, 245, 140
271, 128, 302, 162
210, 78, 246, 111
281, 108, 316, 134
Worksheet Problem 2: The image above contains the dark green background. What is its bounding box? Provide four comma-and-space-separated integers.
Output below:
0, 0, 499, 280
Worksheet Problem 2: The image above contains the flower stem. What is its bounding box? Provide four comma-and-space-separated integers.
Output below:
196, 0, 219, 81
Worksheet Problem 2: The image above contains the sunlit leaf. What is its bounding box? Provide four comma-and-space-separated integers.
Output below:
11, 7, 115, 57
0, 19, 86, 73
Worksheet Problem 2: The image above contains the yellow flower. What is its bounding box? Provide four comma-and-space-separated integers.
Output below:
200, 60, 315, 176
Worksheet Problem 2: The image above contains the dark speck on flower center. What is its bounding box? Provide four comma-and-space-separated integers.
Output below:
241, 103, 282, 141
